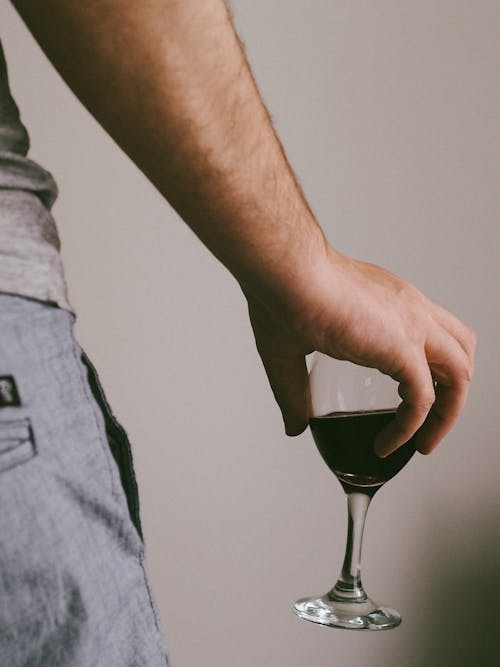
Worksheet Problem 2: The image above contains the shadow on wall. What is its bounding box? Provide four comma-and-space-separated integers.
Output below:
396, 499, 500, 667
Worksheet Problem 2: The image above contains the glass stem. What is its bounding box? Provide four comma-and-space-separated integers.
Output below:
330, 492, 371, 602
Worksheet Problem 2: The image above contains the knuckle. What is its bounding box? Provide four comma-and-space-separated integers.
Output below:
414, 393, 435, 413
420, 400, 435, 414
466, 327, 477, 351
418, 387, 436, 412
464, 365, 474, 383
402, 282, 424, 301
456, 362, 474, 384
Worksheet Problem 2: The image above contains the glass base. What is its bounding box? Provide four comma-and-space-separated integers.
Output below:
293, 593, 401, 630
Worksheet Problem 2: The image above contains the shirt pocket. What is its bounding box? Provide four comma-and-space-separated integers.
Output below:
0, 418, 36, 473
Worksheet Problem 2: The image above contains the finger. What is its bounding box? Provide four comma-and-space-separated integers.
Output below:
414, 379, 470, 454
425, 319, 473, 385
429, 300, 477, 366
259, 353, 311, 436
374, 354, 435, 458
413, 323, 472, 452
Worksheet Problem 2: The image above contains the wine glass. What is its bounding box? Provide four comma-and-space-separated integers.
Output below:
292, 352, 417, 630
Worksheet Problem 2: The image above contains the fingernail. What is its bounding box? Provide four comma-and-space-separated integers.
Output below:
374, 446, 389, 459
285, 421, 306, 436
415, 434, 435, 456
374, 437, 390, 458
286, 427, 301, 437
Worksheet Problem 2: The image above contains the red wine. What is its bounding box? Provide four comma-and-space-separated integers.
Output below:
309, 409, 416, 496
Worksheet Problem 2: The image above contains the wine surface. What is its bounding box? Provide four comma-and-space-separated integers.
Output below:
309, 409, 416, 495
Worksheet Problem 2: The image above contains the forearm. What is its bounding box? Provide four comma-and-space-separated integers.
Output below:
12, 0, 475, 453
12, 0, 326, 302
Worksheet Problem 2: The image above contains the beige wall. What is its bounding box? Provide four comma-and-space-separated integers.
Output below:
1, 1, 498, 665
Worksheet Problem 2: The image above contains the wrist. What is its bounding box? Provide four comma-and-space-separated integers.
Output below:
239, 224, 331, 317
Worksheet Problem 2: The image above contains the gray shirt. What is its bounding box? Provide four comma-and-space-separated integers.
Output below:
0, 39, 72, 313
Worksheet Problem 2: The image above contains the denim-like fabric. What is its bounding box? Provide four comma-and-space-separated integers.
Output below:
0, 294, 169, 666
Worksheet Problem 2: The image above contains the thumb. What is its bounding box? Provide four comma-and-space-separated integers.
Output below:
258, 352, 311, 436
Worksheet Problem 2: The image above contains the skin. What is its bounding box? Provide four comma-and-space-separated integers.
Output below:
11, 0, 475, 457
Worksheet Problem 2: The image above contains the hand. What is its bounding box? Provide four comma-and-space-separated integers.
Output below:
246, 245, 476, 457
12, 0, 476, 456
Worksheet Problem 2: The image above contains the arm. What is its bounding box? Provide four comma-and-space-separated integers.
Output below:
12, 0, 322, 301
11, 0, 475, 456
